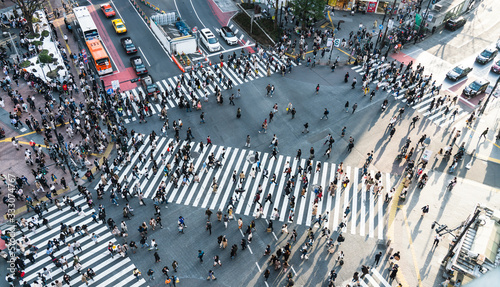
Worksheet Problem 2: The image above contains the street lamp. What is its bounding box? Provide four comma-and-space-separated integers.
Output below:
51, 127, 77, 185
479, 75, 500, 116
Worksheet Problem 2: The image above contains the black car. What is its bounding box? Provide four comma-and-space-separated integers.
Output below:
462, 79, 490, 98
141, 75, 158, 96
120, 37, 137, 54
445, 17, 466, 31
130, 56, 148, 75
446, 65, 472, 81
476, 48, 498, 64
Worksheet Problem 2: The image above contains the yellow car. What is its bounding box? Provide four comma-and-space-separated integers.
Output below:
112, 19, 127, 34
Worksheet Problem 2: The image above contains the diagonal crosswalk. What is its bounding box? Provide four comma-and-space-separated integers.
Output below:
351, 61, 469, 128
119, 55, 297, 124
100, 136, 394, 239
11, 194, 147, 287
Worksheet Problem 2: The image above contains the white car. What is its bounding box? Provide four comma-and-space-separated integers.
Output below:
200, 28, 221, 52
219, 26, 238, 45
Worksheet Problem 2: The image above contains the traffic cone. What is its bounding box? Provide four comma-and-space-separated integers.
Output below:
200, 62, 203, 68
209, 61, 212, 66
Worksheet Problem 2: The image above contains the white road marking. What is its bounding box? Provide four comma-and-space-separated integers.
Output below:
138, 46, 151, 66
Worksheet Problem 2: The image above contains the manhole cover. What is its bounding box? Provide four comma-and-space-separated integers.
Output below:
247, 153, 256, 164
191, 151, 200, 159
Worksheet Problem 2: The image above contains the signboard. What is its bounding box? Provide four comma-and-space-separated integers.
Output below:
367, 2, 377, 13
388, 19, 394, 30
421, 149, 433, 163
327, 37, 334, 47
334, 39, 340, 47
106, 88, 113, 95
111, 80, 120, 91
81, 48, 88, 64
192, 26, 198, 33
379, 24, 384, 30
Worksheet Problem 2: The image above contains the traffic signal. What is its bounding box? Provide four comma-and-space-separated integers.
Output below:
436, 224, 447, 234
432, 0, 441, 4
131, 78, 141, 83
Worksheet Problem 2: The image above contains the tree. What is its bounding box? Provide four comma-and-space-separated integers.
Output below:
290, 0, 326, 29
12, 0, 45, 34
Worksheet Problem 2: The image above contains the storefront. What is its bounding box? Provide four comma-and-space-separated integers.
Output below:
328, 0, 355, 11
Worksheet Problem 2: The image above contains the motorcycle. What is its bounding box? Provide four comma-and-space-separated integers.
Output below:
381, 99, 388, 112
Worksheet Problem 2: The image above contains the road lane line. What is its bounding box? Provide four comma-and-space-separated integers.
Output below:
138, 46, 151, 66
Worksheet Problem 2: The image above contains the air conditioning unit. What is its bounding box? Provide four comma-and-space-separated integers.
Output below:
433, 4, 442, 12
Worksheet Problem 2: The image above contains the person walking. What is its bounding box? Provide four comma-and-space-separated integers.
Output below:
316, 84, 320, 95
351, 77, 357, 89
321, 108, 329, 120
198, 250, 204, 263
147, 269, 155, 281
432, 234, 441, 249
207, 270, 216, 280
389, 127, 396, 139
302, 123, 309, 133
200, 112, 205, 124
154, 251, 161, 263
479, 127, 489, 141
421, 205, 429, 217
352, 103, 358, 114
374, 251, 382, 266
172, 260, 179, 272
245, 135, 251, 148
344, 101, 349, 113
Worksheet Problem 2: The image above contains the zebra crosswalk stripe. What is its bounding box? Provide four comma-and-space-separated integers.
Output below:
351, 168, 358, 235
372, 268, 391, 287
105, 137, 390, 235
15, 194, 146, 286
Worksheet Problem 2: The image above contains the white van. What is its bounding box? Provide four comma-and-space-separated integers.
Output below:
200, 28, 221, 52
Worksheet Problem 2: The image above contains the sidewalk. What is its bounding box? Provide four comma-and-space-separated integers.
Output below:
454, 97, 500, 164
0, 0, 111, 224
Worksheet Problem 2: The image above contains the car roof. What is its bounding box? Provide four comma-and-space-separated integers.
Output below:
132, 57, 142, 64
201, 28, 215, 36
142, 75, 153, 83
473, 79, 489, 85
221, 26, 231, 31
122, 37, 133, 44
112, 19, 123, 24
101, 4, 112, 8
456, 65, 468, 69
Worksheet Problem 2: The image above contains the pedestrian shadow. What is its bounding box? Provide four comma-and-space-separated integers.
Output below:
419, 246, 437, 280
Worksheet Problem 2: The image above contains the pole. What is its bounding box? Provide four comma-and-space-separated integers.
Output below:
479, 75, 499, 116
372, 6, 388, 55
380, 0, 397, 52
52, 128, 77, 185
420, 0, 433, 35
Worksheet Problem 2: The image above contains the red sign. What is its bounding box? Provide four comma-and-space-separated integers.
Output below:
367, 2, 377, 13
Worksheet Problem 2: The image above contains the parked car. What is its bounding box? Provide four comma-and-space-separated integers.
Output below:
200, 28, 220, 52
130, 56, 148, 75
462, 79, 490, 98
446, 65, 472, 81
141, 75, 158, 96
112, 19, 127, 34
120, 37, 137, 54
475, 48, 498, 64
219, 26, 238, 45
491, 60, 500, 74
445, 17, 466, 31
100, 4, 116, 18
